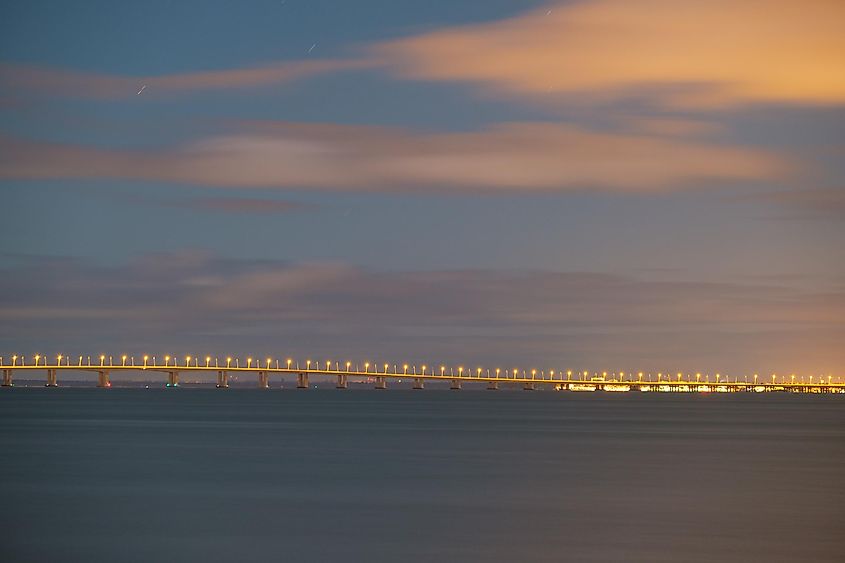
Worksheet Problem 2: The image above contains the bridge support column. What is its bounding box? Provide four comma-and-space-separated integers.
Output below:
297, 373, 309, 389
45, 369, 58, 387
97, 370, 111, 388
375, 376, 387, 389
413, 378, 424, 389
487, 381, 499, 390
523, 382, 535, 391
336, 374, 348, 389
2, 369, 12, 387
450, 379, 462, 390
216, 370, 229, 388
167, 371, 179, 387
258, 371, 269, 389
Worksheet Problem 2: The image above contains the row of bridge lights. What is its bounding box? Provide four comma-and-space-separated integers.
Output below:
0, 355, 838, 385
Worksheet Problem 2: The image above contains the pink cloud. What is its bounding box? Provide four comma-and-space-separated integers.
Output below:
0, 121, 787, 192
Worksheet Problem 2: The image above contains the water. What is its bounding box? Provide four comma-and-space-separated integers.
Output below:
2, 389, 843, 562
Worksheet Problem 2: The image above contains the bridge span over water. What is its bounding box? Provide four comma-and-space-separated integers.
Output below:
1, 354, 842, 394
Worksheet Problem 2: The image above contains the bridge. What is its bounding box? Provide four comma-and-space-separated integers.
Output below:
1, 354, 842, 394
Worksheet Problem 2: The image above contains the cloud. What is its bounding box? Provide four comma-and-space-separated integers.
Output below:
752, 187, 845, 213
731, 187, 845, 220
120, 194, 316, 214
0, 120, 786, 192
0, 59, 372, 99
3, 0, 842, 111
1, 253, 843, 374
373, 0, 845, 108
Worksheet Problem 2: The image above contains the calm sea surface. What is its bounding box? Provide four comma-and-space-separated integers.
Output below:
2, 389, 843, 562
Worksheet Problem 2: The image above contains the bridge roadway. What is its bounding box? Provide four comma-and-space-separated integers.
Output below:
1, 359, 842, 393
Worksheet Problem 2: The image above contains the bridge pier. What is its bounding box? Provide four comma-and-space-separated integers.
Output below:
450, 379, 462, 390
413, 378, 424, 389
336, 374, 348, 389
487, 381, 499, 390
97, 370, 110, 388
167, 371, 179, 387
45, 369, 58, 387
523, 382, 535, 391
258, 371, 269, 389
297, 373, 309, 389
375, 376, 387, 389
2, 369, 12, 387
216, 370, 229, 388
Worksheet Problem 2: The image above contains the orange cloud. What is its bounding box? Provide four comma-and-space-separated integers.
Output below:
5, 1, 841, 109
0, 121, 786, 191
373, 0, 845, 108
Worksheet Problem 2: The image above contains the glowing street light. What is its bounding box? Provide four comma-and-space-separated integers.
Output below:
99, 354, 105, 367
421, 365, 427, 375
143, 355, 149, 368
496, 368, 501, 378
364, 362, 370, 373
440, 366, 445, 376
226, 357, 232, 368
403, 364, 408, 375
287, 358, 292, 370
248, 357, 254, 369
206, 357, 211, 367
346, 361, 351, 372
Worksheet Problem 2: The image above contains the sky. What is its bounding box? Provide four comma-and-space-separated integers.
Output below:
1, 0, 843, 377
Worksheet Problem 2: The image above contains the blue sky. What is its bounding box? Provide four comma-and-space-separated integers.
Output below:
1, 0, 843, 375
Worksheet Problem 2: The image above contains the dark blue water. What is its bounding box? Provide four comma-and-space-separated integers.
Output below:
2, 389, 843, 562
